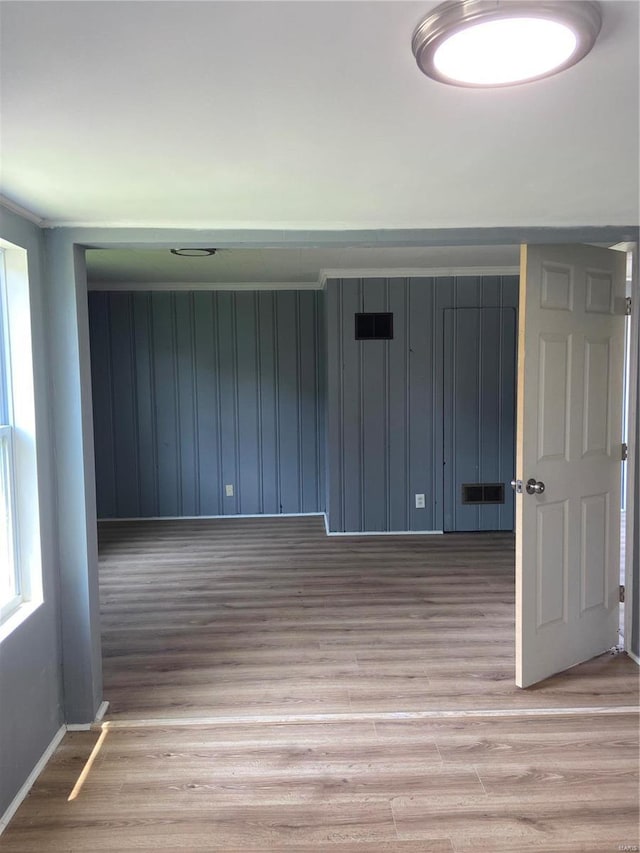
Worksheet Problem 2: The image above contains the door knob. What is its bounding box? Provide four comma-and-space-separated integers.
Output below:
525, 478, 545, 495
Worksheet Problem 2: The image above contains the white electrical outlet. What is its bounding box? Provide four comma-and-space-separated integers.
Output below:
415, 493, 425, 508
225, 484, 234, 497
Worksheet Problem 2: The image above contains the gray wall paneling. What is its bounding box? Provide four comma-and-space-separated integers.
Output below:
361, 278, 387, 531
111, 292, 140, 518
89, 290, 324, 519
325, 280, 340, 528
316, 292, 326, 515
132, 294, 158, 516
275, 292, 299, 512
388, 279, 409, 531
153, 293, 180, 516
325, 275, 519, 533
217, 292, 238, 512
443, 307, 516, 532
193, 292, 220, 514
88, 292, 116, 516
235, 292, 260, 514
433, 276, 519, 533
408, 279, 437, 531
176, 294, 199, 516
340, 280, 363, 531
256, 292, 278, 513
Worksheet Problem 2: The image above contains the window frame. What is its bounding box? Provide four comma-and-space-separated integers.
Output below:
0, 251, 21, 620
0, 425, 20, 618
0, 240, 43, 640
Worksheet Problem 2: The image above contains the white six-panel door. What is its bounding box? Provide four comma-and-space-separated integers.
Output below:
516, 244, 626, 688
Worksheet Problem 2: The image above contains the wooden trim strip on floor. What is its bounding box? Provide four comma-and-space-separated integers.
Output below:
96, 704, 640, 730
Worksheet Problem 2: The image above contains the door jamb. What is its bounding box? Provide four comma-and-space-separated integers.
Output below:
623, 243, 638, 661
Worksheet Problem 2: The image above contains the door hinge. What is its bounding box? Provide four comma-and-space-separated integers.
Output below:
625, 296, 632, 316
621, 442, 628, 462
619, 585, 625, 603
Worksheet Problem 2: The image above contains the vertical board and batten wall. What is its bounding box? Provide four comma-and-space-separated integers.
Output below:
325, 275, 519, 533
443, 306, 517, 532
89, 290, 324, 518
89, 276, 518, 532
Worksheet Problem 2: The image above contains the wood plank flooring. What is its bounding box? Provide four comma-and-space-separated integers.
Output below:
3, 713, 638, 851
97, 517, 637, 718
2, 516, 639, 851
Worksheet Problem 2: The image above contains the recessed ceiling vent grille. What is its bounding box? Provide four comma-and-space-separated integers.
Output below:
355, 313, 393, 340
461, 483, 505, 504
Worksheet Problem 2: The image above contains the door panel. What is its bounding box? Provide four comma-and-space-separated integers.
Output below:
536, 499, 567, 628
582, 338, 610, 456
516, 244, 626, 687
580, 493, 608, 612
537, 334, 570, 460
443, 307, 516, 532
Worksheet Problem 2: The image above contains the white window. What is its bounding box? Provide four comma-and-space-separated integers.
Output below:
0, 241, 43, 639
0, 251, 19, 618
0, 429, 19, 619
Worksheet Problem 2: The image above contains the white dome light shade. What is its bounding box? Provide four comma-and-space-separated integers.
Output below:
412, 1, 602, 87
434, 18, 577, 86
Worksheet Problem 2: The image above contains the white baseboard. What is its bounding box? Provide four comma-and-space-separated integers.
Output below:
95, 700, 109, 722
326, 529, 444, 536
323, 513, 443, 536
98, 512, 325, 522
99, 511, 444, 537
67, 700, 110, 731
0, 724, 66, 835
1, 700, 112, 834
627, 649, 640, 666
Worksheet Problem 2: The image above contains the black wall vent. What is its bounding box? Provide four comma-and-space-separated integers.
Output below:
355, 312, 393, 340
461, 483, 505, 505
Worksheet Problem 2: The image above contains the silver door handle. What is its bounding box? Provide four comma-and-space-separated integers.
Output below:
526, 478, 545, 495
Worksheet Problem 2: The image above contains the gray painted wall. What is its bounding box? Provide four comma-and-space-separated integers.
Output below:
88, 290, 325, 518
0, 209, 64, 817
46, 233, 103, 726
325, 275, 519, 533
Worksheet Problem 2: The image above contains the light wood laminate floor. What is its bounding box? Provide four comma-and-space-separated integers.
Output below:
3, 516, 639, 851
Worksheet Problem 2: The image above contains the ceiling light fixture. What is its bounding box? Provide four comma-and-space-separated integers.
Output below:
412, 1, 601, 87
170, 248, 217, 257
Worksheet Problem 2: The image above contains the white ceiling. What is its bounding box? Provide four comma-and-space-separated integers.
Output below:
1, 0, 638, 231
85, 244, 521, 287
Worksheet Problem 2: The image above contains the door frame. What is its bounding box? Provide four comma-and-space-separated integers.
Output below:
40, 224, 640, 722
515, 243, 632, 686
623, 243, 638, 661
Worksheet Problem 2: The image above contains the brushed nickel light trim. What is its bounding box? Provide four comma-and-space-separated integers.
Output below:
170, 248, 217, 257
412, 1, 602, 87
